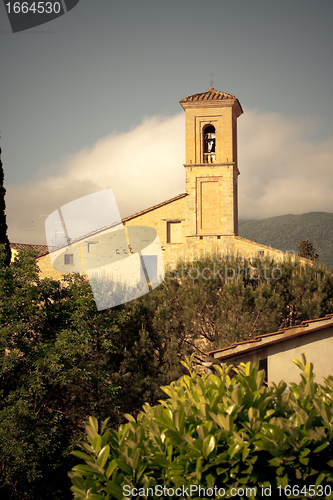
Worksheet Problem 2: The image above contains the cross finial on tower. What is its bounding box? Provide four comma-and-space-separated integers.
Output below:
209, 72, 214, 89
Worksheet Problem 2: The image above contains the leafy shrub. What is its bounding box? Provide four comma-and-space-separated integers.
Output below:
69, 355, 333, 499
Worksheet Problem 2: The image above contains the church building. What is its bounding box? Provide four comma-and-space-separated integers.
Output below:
36, 88, 292, 282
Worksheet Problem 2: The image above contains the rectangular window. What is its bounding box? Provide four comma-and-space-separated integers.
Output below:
258, 250, 265, 258
140, 255, 158, 283
64, 254, 74, 265
167, 221, 182, 244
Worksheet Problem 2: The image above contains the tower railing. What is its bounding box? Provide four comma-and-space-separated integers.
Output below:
203, 153, 216, 163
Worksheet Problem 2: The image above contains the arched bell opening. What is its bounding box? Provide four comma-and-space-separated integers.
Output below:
203, 124, 216, 163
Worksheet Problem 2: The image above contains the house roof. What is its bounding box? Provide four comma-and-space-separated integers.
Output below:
10, 243, 49, 258
208, 314, 333, 360
122, 192, 188, 223
179, 88, 237, 103
10, 193, 188, 258
45, 192, 188, 255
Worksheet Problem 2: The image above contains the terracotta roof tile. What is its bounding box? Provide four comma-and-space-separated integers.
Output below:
10, 243, 49, 258
180, 88, 237, 103
208, 313, 333, 358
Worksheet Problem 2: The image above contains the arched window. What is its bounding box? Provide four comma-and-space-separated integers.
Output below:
203, 125, 216, 163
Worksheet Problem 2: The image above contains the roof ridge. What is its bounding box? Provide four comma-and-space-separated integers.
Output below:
47, 192, 188, 254
208, 313, 333, 356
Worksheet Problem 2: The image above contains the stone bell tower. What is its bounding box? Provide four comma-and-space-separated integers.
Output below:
179, 88, 243, 239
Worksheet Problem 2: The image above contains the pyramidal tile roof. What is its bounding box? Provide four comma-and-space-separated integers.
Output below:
179, 87, 237, 103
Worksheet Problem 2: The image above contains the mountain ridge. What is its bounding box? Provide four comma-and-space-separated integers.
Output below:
238, 212, 333, 269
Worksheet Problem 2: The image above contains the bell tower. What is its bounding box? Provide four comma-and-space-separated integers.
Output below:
179, 88, 243, 238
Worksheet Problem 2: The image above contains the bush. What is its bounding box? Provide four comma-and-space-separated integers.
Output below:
69, 355, 333, 500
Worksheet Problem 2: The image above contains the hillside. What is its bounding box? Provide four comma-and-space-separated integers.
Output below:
238, 212, 333, 269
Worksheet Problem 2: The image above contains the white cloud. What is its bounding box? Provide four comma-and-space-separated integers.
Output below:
6, 109, 333, 244
6, 114, 186, 244
238, 109, 333, 219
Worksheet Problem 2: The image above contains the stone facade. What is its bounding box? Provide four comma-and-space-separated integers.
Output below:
180, 88, 242, 238
33, 88, 299, 281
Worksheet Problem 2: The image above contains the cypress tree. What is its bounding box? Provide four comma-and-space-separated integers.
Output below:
0, 135, 11, 266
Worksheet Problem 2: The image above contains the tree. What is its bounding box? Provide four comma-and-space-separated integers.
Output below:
141, 255, 333, 355
0, 247, 185, 499
297, 239, 319, 261
0, 135, 11, 266
1, 247, 333, 498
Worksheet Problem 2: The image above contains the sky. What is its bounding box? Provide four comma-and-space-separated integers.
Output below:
0, 0, 332, 245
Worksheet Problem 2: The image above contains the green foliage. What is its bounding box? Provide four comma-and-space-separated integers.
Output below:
0, 249, 185, 499
239, 212, 333, 269
69, 356, 333, 499
297, 240, 319, 261
1, 247, 333, 498
145, 255, 333, 354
